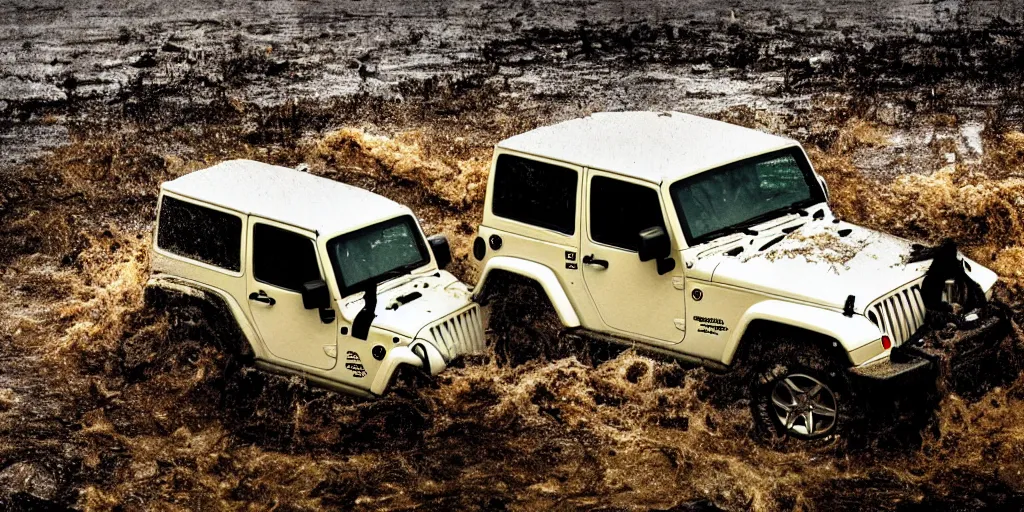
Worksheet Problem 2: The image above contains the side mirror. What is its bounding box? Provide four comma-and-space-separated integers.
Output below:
427, 234, 451, 270
301, 279, 331, 310
638, 226, 671, 262
817, 174, 830, 202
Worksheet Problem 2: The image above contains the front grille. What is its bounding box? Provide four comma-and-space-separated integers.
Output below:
426, 305, 486, 360
867, 280, 927, 347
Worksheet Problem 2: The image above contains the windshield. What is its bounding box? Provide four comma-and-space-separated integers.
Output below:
327, 215, 430, 296
669, 147, 825, 245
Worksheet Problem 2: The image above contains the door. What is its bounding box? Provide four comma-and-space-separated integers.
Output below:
246, 218, 337, 370
581, 171, 685, 343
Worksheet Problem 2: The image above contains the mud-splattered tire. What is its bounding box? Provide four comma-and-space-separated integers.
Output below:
746, 335, 862, 444
143, 285, 253, 361
478, 270, 596, 366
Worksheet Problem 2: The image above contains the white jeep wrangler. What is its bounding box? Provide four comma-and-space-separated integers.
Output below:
472, 112, 1002, 439
148, 160, 485, 397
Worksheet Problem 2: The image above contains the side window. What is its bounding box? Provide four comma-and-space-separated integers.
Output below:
589, 176, 666, 251
252, 224, 322, 291
157, 195, 242, 271
492, 154, 577, 235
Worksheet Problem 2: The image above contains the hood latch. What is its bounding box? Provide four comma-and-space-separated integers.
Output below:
843, 295, 856, 317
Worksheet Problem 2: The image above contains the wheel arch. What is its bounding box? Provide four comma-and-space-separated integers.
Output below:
145, 274, 266, 360
472, 256, 581, 328
724, 299, 884, 367
369, 345, 432, 395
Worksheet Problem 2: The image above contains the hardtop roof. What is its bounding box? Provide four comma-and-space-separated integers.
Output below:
495, 111, 799, 183
160, 159, 408, 234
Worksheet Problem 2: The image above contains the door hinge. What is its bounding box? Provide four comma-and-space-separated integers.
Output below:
324, 345, 338, 358
672, 276, 686, 290
674, 318, 686, 331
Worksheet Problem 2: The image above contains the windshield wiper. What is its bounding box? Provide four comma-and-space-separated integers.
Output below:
699, 224, 760, 242
373, 262, 423, 285
715, 202, 808, 237
699, 204, 808, 242
693, 201, 814, 246
742, 202, 810, 227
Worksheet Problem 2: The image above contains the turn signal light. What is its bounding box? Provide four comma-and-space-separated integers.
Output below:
881, 335, 892, 350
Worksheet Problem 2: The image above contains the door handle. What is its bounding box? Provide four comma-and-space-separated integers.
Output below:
582, 254, 609, 269
248, 290, 276, 306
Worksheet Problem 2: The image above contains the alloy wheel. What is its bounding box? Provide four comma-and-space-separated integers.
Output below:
770, 373, 838, 437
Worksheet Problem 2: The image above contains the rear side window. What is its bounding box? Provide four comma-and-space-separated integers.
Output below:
590, 176, 666, 251
492, 154, 577, 235
252, 224, 322, 291
157, 195, 242, 271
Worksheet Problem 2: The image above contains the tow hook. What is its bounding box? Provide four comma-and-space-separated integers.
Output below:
960, 308, 983, 329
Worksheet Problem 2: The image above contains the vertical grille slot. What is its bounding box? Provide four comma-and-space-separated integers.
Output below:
869, 282, 926, 347
425, 305, 486, 358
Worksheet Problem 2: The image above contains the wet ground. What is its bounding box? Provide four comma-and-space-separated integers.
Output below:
2, 0, 1024, 510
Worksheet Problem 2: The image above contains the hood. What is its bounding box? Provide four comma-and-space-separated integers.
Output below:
686, 215, 933, 313
339, 270, 474, 338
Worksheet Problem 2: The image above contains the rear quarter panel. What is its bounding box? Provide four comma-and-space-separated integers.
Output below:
152, 191, 260, 351
477, 149, 605, 329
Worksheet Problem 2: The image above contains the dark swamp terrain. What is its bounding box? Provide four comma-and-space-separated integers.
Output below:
3, 0, 1024, 510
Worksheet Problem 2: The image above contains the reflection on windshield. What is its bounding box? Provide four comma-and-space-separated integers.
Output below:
670, 148, 824, 245
327, 215, 429, 295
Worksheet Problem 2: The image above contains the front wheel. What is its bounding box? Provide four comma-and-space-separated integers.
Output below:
765, 372, 839, 438
746, 338, 860, 443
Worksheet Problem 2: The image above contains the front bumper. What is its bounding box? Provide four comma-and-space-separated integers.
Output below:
847, 348, 933, 383
848, 305, 1009, 385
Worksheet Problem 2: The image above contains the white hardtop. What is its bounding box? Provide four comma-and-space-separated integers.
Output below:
160, 159, 409, 235
496, 111, 799, 184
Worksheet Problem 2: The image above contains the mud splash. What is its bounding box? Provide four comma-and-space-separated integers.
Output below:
813, 123, 1024, 291
1, 114, 1022, 510
309, 128, 490, 209
3, 4, 1024, 510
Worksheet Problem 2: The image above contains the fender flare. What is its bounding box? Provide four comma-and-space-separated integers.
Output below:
722, 299, 883, 366
369, 341, 451, 395
145, 274, 268, 360
473, 256, 581, 328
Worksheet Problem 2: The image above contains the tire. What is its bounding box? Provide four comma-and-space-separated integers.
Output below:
144, 285, 253, 361
479, 271, 573, 366
744, 333, 861, 443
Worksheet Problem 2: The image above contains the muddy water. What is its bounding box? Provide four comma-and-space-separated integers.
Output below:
3, 1, 1024, 510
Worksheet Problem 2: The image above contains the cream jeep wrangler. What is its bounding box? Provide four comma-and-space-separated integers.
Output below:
148, 160, 485, 397
473, 112, 1002, 440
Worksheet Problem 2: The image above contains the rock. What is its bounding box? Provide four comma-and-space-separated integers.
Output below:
0, 462, 57, 501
